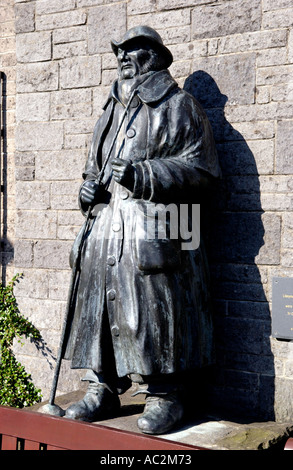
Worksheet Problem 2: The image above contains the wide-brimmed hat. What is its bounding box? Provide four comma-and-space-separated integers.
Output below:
111, 26, 173, 68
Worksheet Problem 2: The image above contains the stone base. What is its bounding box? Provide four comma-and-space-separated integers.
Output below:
31, 386, 293, 450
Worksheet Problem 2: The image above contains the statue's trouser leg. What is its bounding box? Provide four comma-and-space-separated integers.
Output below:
65, 309, 130, 421
82, 369, 131, 395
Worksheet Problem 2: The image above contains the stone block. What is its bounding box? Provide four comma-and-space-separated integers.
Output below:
64, 134, 87, 150
0, 36, 16, 55
15, 122, 63, 151
212, 281, 268, 303
50, 181, 81, 210
274, 377, 293, 422
88, 3, 127, 54
217, 139, 274, 176
36, 0, 76, 15
1, 21, 15, 38
57, 224, 81, 240
16, 92, 50, 122
14, 239, 34, 267
271, 83, 293, 103
53, 26, 87, 45
158, 0, 204, 9
102, 53, 117, 70
101, 69, 116, 86
15, 297, 64, 331
192, 0, 261, 39
169, 60, 191, 79
226, 121, 275, 141
128, 0, 156, 15
48, 268, 71, 300
36, 10, 86, 31
282, 213, 293, 249
53, 40, 87, 60
257, 65, 293, 86
16, 31, 51, 63
218, 30, 287, 55
263, 0, 292, 10
220, 318, 265, 355
15, 210, 57, 239
15, 181, 50, 210
15, 166, 35, 181
33, 240, 72, 270
77, 0, 117, 6
289, 30, 293, 63
128, 8, 190, 30
281, 250, 293, 268
190, 53, 256, 108
260, 193, 293, 211
209, 212, 279, 266
255, 213, 281, 265
35, 150, 86, 181
262, 8, 293, 29
13, 269, 50, 300
257, 47, 287, 67
58, 210, 84, 227
256, 86, 271, 104
64, 119, 97, 135
16, 62, 59, 93
224, 370, 259, 391
15, 152, 35, 167
276, 120, 293, 174
159, 25, 191, 46
59, 56, 101, 89
50, 89, 92, 120
259, 175, 293, 193
228, 300, 271, 321
224, 101, 293, 124
15, 2, 35, 33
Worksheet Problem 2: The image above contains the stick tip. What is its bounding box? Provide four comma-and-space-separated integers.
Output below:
39, 403, 65, 417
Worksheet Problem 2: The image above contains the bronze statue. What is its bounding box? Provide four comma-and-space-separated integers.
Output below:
60, 26, 220, 434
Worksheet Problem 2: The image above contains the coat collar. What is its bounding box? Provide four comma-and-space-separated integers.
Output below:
103, 70, 178, 109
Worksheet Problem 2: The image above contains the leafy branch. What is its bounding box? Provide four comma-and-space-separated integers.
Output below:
0, 274, 42, 407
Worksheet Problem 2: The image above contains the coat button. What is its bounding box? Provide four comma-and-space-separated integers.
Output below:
120, 190, 129, 200
112, 222, 121, 232
131, 96, 140, 108
107, 289, 116, 300
126, 128, 136, 138
107, 256, 116, 266
111, 325, 119, 337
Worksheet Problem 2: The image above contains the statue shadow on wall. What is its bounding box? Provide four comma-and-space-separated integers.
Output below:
184, 71, 275, 422
0, 72, 14, 285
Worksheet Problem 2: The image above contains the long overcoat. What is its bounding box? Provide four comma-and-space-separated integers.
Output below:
63, 70, 221, 378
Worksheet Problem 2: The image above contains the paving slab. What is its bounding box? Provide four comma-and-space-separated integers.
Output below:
33, 387, 293, 450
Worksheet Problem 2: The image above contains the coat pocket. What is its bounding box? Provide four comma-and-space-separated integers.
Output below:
134, 201, 182, 272
136, 238, 181, 272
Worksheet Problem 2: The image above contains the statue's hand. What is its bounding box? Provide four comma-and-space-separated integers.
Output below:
111, 158, 135, 191
80, 180, 100, 206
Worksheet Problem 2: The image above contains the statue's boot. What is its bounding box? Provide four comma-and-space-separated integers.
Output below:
137, 391, 184, 435
65, 381, 120, 422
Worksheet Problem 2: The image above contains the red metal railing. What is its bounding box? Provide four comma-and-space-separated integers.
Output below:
0, 406, 206, 450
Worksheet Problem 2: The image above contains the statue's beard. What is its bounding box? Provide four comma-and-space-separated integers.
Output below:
117, 56, 157, 105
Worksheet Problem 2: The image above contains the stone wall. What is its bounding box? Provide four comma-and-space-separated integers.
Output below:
1, 0, 293, 422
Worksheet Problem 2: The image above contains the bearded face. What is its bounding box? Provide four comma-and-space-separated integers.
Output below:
117, 40, 165, 80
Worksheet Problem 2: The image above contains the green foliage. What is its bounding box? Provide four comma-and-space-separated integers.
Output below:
0, 274, 42, 407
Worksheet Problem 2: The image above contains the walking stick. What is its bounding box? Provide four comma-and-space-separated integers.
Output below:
40, 89, 138, 416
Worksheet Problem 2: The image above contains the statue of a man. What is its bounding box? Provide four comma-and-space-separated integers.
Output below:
63, 26, 221, 434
